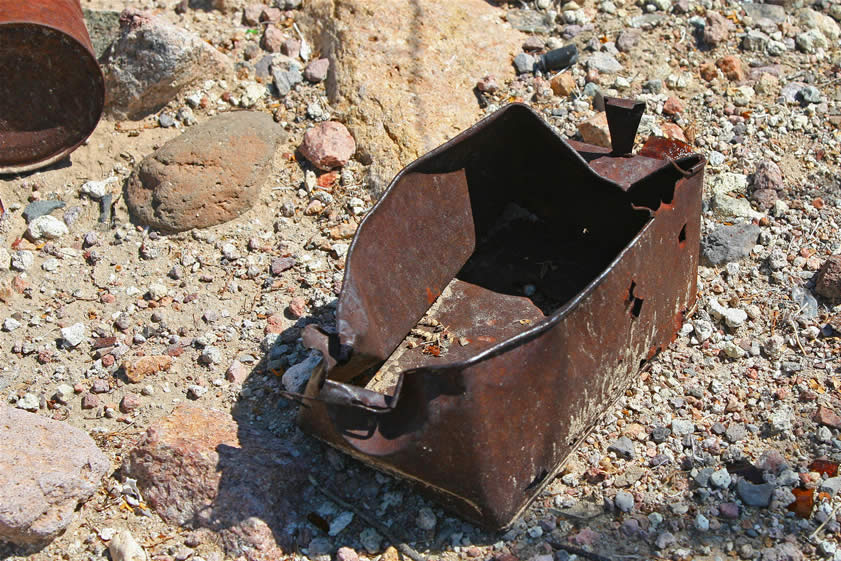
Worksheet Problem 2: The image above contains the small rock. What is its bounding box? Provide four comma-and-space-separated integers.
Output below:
53, 384, 74, 404
27, 215, 68, 240
22, 200, 66, 223
336, 547, 359, 561
815, 406, 841, 429
716, 55, 744, 81
725, 424, 746, 443
124, 355, 173, 383
710, 469, 732, 489
281, 352, 321, 392
550, 72, 576, 96
16, 393, 40, 412
819, 477, 841, 497
719, 502, 739, 519
608, 436, 635, 459
704, 11, 733, 46
701, 223, 759, 266
816, 256, 841, 300
109, 530, 147, 561
0, 405, 109, 544
199, 346, 222, 365
303, 58, 329, 82
616, 29, 640, 52
587, 52, 623, 74
736, 479, 774, 507
614, 491, 634, 512
91, 379, 110, 394
655, 531, 675, 549
226, 360, 248, 384
476, 75, 498, 93
416, 507, 436, 530
578, 112, 611, 148
513, 53, 536, 74
299, 121, 356, 171
60, 323, 86, 348
671, 419, 694, 436
120, 394, 142, 413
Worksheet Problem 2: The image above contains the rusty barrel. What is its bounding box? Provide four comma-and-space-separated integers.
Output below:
0, 0, 105, 173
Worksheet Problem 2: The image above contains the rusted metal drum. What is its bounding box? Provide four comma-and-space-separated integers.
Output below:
0, 0, 105, 173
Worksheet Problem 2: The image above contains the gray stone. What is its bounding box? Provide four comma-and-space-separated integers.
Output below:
694, 467, 714, 487
616, 29, 640, 52
28, 215, 68, 240
608, 436, 636, 459
820, 477, 841, 497
791, 287, 818, 319
671, 419, 694, 436
710, 469, 732, 489
513, 53, 536, 74
103, 9, 233, 119
736, 479, 774, 507
701, 223, 760, 267
0, 405, 109, 544
742, 3, 785, 23
22, 200, 66, 224
587, 52, 623, 74
416, 507, 436, 530
60, 323, 86, 348
655, 531, 676, 549
507, 9, 554, 33
272, 65, 303, 96
82, 9, 122, 59
795, 29, 828, 54
725, 423, 747, 443
742, 29, 770, 52
614, 490, 634, 512
799, 85, 822, 104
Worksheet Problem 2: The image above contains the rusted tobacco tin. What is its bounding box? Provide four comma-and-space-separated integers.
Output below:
297, 99, 706, 531
0, 0, 105, 173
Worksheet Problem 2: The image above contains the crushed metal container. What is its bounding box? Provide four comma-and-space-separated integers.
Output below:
298, 99, 706, 531
0, 0, 105, 173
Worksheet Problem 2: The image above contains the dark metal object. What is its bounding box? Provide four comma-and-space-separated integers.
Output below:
538, 44, 579, 72
604, 97, 646, 156
0, 0, 105, 173
297, 101, 705, 531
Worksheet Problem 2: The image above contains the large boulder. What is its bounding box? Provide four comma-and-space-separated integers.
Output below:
307, 0, 525, 193
103, 9, 233, 119
123, 404, 313, 559
125, 111, 285, 232
0, 406, 109, 544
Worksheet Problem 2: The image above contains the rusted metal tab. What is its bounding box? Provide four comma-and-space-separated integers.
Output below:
604, 97, 646, 156
0, 0, 105, 174
297, 100, 706, 531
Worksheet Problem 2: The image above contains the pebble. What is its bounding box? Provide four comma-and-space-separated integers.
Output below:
587, 52, 622, 74
109, 530, 147, 561
27, 215, 68, 240
614, 490, 634, 512
816, 256, 841, 299
700, 224, 759, 266
53, 384, 74, 404
60, 323, 87, 348
22, 200, 66, 223
16, 393, 40, 411
187, 385, 208, 399
416, 507, 437, 530
328, 511, 354, 536
299, 121, 356, 170
281, 352, 321, 392
336, 547, 359, 561
671, 419, 694, 436
513, 53, 536, 74
3, 318, 21, 332
736, 479, 774, 507
199, 346, 223, 365
608, 436, 635, 459
710, 469, 732, 489
655, 531, 676, 549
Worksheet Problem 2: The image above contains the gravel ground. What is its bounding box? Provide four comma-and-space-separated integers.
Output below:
2, 0, 841, 560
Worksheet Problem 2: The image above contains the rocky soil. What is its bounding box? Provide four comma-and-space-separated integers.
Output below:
1, 0, 841, 560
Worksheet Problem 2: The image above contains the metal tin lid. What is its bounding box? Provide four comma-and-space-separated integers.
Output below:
0, 0, 105, 173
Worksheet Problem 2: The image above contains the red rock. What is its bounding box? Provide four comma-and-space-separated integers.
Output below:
336, 547, 359, 561
704, 11, 733, 47
662, 96, 683, 116
120, 394, 142, 413
280, 38, 300, 59
816, 256, 841, 300
270, 257, 295, 275
102, 354, 115, 367
571, 527, 599, 546
303, 58, 329, 83
752, 189, 778, 210
815, 405, 841, 429
0, 406, 109, 544
753, 160, 784, 191
699, 62, 719, 82
716, 55, 745, 81
259, 7, 282, 23
81, 393, 99, 409
476, 75, 498, 93
261, 25, 284, 53
124, 404, 311, 556
287, 297, 308, 318
304, 199, 325, 215
265, 313, 288, 334
226, 360, 248, 384
299, 121, 356, 171
719, 502, 739, 518
242, 4, 262, 25
661, 123, 688, 142
101, 293, 116, 304
126, 112, 285, 233
123, 355, 173, 383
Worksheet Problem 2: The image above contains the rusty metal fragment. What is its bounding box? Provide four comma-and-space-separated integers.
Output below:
297, 100, 706, 531
0, 0, 105, 173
